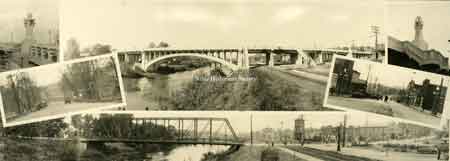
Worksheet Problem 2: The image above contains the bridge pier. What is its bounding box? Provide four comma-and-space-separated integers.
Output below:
266, 52, 274, 67
347, 48, 353, 58
290, 53, 299, 65
316, 52, 324, 64
241, 48, 250, 70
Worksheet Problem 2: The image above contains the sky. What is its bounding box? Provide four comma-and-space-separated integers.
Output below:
387, 1, 450, 56
0, 63, 63, 87
61, 0, 384, 51
0, 0, 59, 44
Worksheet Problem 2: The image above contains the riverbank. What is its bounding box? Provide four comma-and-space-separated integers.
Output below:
1, 136, 230, 161
201, 145, 307, 161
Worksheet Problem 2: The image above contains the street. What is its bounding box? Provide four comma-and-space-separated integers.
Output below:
305, 144, 438, 161
327, 96, 440, 126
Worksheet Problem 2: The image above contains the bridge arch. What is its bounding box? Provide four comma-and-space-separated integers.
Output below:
143, 53, 240, 71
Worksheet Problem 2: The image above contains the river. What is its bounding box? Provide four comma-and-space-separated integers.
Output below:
123, 67, 214, 111
157, 145, 229, 161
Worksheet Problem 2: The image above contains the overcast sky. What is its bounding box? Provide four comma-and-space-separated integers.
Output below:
0, 0, 59, 44
61, 0, 384, 50
387, 1, 450, 56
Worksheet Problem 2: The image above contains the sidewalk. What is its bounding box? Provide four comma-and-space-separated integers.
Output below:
276, 147, 325, 161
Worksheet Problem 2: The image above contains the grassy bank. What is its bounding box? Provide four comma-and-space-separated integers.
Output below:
201, 146, 307, 161
168, 67, 326, 111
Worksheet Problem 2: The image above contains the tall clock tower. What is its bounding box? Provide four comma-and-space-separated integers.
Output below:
411, 16, 429, 50
20, 13, 36, 67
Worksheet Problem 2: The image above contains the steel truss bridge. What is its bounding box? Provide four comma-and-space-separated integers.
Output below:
83, 117, 242, 146
14, 117, 242, 147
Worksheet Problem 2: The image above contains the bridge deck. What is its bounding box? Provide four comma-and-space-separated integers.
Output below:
80, 138, 243, 146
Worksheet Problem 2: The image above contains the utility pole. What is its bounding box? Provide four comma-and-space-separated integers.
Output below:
343, 114, 347, 147
371, 26, 380, 60
250, 114, 253, 145
337, 123, 342, 152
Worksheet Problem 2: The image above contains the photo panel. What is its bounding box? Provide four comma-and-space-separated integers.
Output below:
386, 1, 450, 76
0, 111, 447, 161
61, 0, 386, 111
0, 0, 60, 72
325, 55, 450, 129
0, 54, 126, 127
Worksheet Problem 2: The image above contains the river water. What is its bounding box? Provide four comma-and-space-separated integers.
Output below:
156, 145, 229, 161
123, 67, 213, 111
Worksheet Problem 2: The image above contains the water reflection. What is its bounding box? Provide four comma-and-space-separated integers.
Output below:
154, 145, 228, 161
124, 67, 211, 110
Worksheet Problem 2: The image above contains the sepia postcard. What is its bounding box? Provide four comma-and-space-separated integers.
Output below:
0, 54, 126, 127
325, 55, 450, 129
0, 111, 447, 161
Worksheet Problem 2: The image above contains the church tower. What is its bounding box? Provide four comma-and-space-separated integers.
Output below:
20, 13, 36, 67
412, 16, 429, 50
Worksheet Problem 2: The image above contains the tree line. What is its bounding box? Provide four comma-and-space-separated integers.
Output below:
61, 57, 121, 102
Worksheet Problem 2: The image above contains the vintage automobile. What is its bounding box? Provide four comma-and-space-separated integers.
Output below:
436, 138, 449, 160
36, 100, 48, 110
417, 145, 437, 154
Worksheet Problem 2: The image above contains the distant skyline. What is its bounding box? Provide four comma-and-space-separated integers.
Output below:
127, 111, 398, 134
61, 0, 384, 50
0, 0, 59, 44
387, 1, 450, 56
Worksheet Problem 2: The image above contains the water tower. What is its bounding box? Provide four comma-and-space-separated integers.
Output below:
294, 115, 305, 142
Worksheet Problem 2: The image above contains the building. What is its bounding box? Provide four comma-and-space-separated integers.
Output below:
331, 58, 368, 96
404, 79, 447, 115
388, 16, 449, 75
332, 58, 354, 95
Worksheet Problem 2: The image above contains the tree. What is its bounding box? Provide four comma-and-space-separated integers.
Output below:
64, 38, 81, 61
2, 72, 43, 115
90, 44, 112, 56
4, 119, 68, 137
148, 42, 157, 48
157, 41, 169, 48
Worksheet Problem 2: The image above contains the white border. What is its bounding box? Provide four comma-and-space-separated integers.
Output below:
0, 53, 127, 127
323, 54, 450, 130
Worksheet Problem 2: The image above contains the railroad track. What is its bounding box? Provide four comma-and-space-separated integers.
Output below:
287, 146, 382, 161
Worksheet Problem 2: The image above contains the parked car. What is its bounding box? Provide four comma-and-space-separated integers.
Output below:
436, 138, 449, 160
417, 145, 437, 154
36, 100, 48, 110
